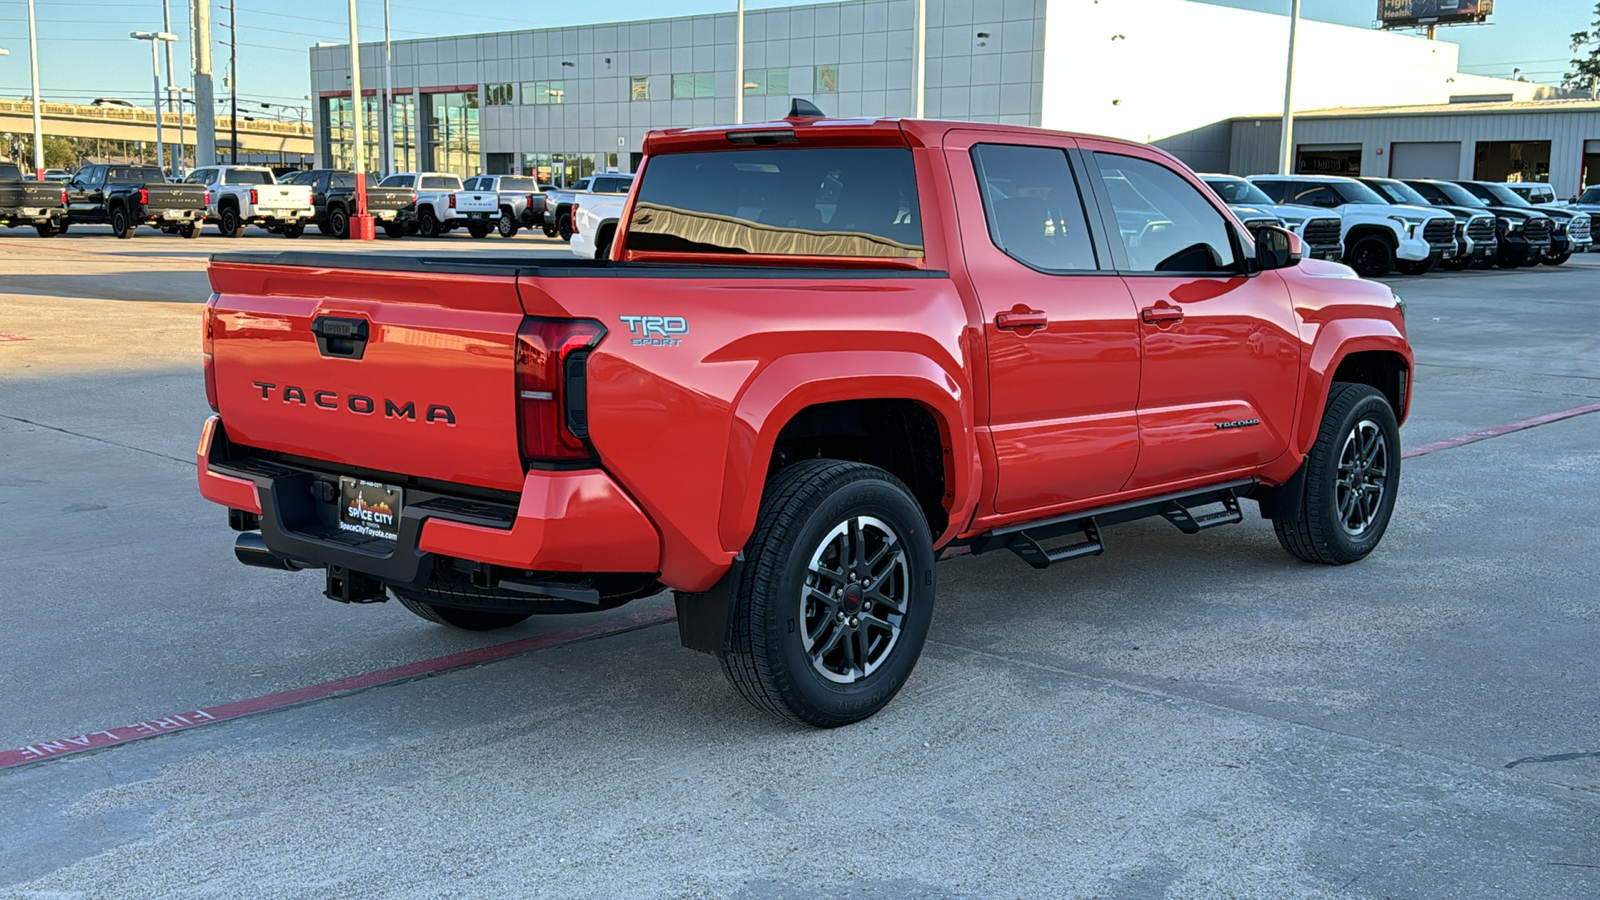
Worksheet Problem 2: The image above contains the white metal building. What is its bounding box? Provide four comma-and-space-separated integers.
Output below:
307, 0, 1538, 183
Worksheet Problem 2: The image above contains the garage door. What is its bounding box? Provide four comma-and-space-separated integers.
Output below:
1389, 142, 1461, 179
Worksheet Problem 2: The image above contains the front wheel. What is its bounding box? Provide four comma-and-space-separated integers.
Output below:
1396, 257, 1436, 276
721, 459, 936, 728
1345, 235, 1394, 278
329, 207, 350, 240
1543, 249, 1573, 266
1273, 383, 1401, 566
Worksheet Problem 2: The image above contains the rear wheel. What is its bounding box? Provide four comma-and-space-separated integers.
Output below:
417, 207, 441, 238
110, 206, 135, 239
381, 222, 405, 239
281, 221, 305, 239
329, 206, 350, 240
467, 224, 491, 239
557, 212, 573, 242
34, 221, 58, 237
720, 459, 936, 727
1272, 383, 1401, 566
218, 205, 244, 238
542, 223, 558, 238
497, 210, 519, 238
179, 221, 200, 239
1344, 235, 1394, 278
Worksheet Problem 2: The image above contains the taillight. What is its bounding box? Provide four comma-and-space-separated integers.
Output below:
202, 302, 219, 412
249, 188, 258, 205
448, 193, 456, 209
204, 189, 211, 205
572, 201, 580, 234
515, 318, 606, 464
60, 188, 67, 205
138, 187, 148, 205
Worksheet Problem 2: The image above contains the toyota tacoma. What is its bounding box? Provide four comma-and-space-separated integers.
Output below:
198, 112, 1412, 727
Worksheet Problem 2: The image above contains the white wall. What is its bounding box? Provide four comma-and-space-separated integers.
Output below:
1040, 0, 1535, 146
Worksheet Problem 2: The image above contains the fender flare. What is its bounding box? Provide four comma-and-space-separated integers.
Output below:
1293, 321, 1412, 458
715, 350, 977, 554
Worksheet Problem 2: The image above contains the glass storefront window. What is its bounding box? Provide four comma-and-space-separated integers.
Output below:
324, 94, 381, 173
672, 72, 716, 99
391, 93, 417, 173
814, 65, 838, 93
426, 91, 480, 179
521, 81, 566, 105
484, 83, 514, 106
631, 76, 650, 101
744, 68, 790, 95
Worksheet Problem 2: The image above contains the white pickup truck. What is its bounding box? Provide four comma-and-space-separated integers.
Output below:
1249, 174, 1459, 277
185, 165, 315, 238
378, 172, 463, 238
448, 180, 501, 239
569, 192, 629, 259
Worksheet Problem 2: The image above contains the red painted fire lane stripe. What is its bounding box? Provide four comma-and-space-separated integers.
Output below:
1402, 402, 1600, 459
0, 333, 32, 342
0, 605, 677, 772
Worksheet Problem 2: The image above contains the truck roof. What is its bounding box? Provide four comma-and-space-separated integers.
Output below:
643, 116, 1148, 156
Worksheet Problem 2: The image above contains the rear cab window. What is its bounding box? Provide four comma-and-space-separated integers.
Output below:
623, 147, 923, 260
380, 175, 415, 188
421, 175, 462, 191
225, 169, 273, 185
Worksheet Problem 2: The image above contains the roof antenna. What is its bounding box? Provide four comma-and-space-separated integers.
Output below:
788, 98, 826, 118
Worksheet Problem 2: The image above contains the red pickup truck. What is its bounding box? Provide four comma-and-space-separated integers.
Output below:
198, 113, 1411, 727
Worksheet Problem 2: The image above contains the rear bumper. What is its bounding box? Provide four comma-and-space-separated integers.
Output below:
195, 416, 661, 583
135, 204, 204, 223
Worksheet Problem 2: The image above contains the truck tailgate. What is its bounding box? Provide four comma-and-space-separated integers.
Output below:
254, 184, 312, 209
144, 183, 206, 209
207, 258, 528, 493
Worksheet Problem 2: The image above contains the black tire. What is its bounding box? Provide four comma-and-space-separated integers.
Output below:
393, 591, 533, 631
281, 221, 305, 239
467, 224, 491, 239
557, 212, 573, 242
595, 225, 615, 260
382, 222, 405, 239
179, 221, 200, 239
497, 209, 519, 238
218, 205, 244, 238
57, 221, 68, 235
417, 207, 441, 238
34, 222, 58, 237
316, 219, 332, 235
1272, 383, 1401, 566
1396, 257, 1436, 276
1344, 235, 1394, 278
110, 206, 135, 239
542, 223, 558, 238
329, 206, 350, 240
720, 459, 936, 728
1543, 249, 1572, 266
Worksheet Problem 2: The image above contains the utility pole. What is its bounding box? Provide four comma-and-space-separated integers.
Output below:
132, 33, 179, 174
913, 0, 926, 117
194, 0, 215, 166
347, 0, 373, 239
1277, 0, 1301, 176
26, 0, 43, 179
229, 0, 238, 163
162, 0, 176, 165
383, 0, 394, 176
734, 0, 744, 124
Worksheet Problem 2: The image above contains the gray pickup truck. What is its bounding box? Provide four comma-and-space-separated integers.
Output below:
0, 162, 68, 236
544, 173, 634, 241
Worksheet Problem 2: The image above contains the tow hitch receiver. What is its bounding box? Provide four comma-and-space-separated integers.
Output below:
325, 565, 387, 603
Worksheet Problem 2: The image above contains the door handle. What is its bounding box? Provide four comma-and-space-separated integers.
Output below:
996, 309, 1049, 331
1141, 305, 1185, 325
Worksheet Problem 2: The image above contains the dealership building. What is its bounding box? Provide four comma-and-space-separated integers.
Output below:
309, 0, 1544, 185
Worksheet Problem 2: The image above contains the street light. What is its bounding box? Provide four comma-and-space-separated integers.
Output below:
131, 31, 180, 175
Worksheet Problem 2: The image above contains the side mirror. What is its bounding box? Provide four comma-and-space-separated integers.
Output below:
1255, 225, 1301, 271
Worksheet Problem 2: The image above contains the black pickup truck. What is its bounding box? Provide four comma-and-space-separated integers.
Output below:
0, 162, 68, 236
64, 164, 208, 238
294, 169, 415, 239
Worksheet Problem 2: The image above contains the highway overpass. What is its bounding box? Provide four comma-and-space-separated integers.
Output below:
0, 98, 313, 161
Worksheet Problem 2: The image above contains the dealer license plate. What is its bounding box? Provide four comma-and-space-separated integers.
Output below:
469, 212, 487, 220
338, 477, 403, 542
166, 209, 184, 217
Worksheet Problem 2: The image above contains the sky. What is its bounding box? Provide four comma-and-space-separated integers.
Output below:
0, 0, 1592, 112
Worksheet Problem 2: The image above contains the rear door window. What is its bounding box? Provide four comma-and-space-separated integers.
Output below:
625, 147, 923, 258
971, 143, 1098, 272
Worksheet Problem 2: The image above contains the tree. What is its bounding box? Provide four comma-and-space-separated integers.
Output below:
1566, 2, 1600, 92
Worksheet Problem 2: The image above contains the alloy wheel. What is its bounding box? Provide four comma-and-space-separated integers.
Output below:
1335, 419, 1389, 537
799, 515, 909, 684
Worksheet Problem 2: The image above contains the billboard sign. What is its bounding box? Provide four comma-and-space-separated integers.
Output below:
1378, 0, 1493, 28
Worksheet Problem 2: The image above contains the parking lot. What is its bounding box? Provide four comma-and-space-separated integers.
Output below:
1, 229, 1597, 898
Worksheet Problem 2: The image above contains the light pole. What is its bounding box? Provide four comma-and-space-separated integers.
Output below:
734, 0, 744, 125
132, 32, 180, 176
383, 0, 394, 177
26, 0, 43, 179
1277, 0, 1301, 176
346, 0, 373, 239
172, 86, 193, 175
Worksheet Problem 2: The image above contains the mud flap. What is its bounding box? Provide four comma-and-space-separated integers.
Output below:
673, 554, 743, 656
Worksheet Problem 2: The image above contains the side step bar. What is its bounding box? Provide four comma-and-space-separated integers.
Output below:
966, 479, 1256, 569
